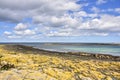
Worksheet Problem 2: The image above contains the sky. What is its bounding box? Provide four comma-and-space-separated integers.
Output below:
0, 0, 120, 43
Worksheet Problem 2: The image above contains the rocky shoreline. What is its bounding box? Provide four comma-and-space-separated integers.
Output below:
0, 44, 120, 80
3, 44, 120, 61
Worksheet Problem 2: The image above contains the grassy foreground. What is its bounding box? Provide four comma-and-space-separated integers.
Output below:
0, 45, 120, 80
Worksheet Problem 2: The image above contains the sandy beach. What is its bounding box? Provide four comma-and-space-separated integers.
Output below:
0, 44, 120, 80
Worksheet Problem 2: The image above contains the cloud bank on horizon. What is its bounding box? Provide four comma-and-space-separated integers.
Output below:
0, 0, 120, 42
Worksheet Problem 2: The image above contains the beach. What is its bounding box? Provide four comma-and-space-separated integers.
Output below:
0, 44, 120, 80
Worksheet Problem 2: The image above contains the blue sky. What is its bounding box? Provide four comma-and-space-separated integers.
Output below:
0, 0, 120, 43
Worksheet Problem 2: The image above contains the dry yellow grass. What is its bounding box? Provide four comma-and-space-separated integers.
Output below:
0, 45, 120, 80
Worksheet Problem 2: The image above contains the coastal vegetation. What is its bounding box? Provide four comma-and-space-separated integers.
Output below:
0, 45, 120, 80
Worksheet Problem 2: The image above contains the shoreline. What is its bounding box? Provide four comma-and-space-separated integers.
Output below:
1, 42, 120, 56
2, 44, 120, 61
0, 42, 120, 45
0, 44, 120, 80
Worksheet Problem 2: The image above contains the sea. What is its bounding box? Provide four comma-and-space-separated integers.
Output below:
1, 43, 120, 56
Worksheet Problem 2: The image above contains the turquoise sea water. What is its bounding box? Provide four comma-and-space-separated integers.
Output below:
22, 43, 120, 56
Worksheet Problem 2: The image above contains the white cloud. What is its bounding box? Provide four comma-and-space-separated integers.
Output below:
4, 23, 36, 39
24, 29, 35, 35
8, 35, 22, 39
47, 31, 71, 37
0, 0, 81, 22
14, 23, 36, 36
93, 33, 108, 36
33, 15, 80, 28
0, 8, 25, 22
0, 0, 80, 11
102, 8, 120, 14
14, 23, 28, 31
91, 7, 120, 14
96, 0, 107, 5
115, 8, 120, 13
91, 7, 100, 13
78, 15, 120, 31
4, 31, 11, 35
98, 15, 120, 31
73, 11, 88, 17
32, 13, 120, 37
14, 29, 35, 36
1, 0, 120, 39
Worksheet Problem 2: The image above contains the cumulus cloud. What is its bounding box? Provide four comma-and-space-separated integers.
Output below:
78, 15, 120, 31
97, 15, 120, 31
73, 11, 88, 17
4, 23, 36, 39
45, 14, 120, 37
1, 0, 120, 39
5, 13, 120, 38
14, 23, 36, 36
0, 0, 80, 11
14, 23, 28, 31
91, 7, 100, 13
4, 31, 11, 35
0, 8, 25, 22
0, 0, 81, 22
33, 14, 80, 28
14, 29, 36, 36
